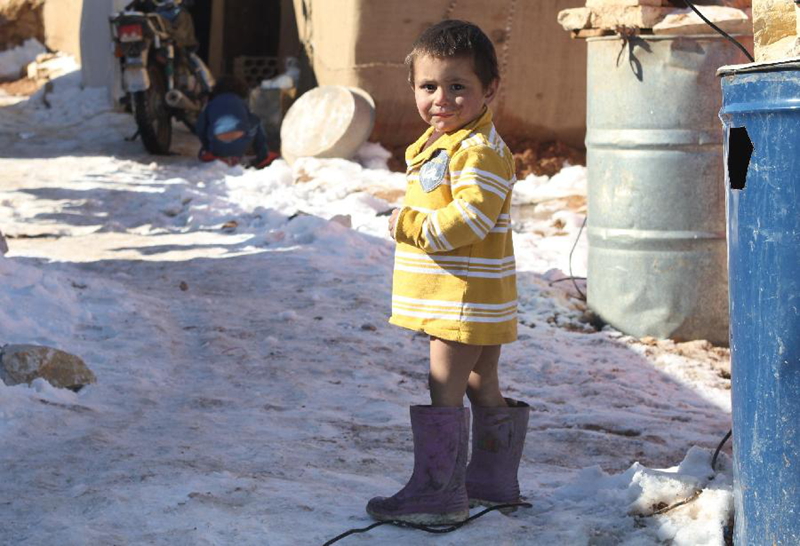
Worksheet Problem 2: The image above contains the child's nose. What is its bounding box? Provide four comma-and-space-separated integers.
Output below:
433, 88, 450, 105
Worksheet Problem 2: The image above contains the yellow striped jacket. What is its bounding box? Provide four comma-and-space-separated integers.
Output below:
389, 107, 517, 345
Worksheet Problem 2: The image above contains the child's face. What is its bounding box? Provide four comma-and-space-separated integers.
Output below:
412, 54, 497, 134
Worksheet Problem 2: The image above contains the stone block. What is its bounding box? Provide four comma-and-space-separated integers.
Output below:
753, 0, 796, 61
0, 344, 96, 391
586, 0, 664, 7
590, 6, 674, 29
653, 6, 751, 35
662, 0, 751, 7
755, 35, 800, 61
557, 7, 592, 31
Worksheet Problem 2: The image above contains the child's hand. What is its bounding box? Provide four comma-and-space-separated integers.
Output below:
388, 208, 400, 240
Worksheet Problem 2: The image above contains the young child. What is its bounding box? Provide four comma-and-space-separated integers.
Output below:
196, 76, 277, 168
366, 20, 530, 525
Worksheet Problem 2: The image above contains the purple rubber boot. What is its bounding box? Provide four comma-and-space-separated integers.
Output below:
366, 405, 470, 525
466, 398, 530, 508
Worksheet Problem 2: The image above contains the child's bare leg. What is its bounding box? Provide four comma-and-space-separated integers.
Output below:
429, 337, 483, 407
466, 345, 507, 407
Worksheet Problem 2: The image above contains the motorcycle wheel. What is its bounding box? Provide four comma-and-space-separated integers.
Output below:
132, 64, 172, 155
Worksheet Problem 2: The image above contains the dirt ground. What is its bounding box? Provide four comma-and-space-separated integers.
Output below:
507, 138, 586, 178
0, 76, 41, 96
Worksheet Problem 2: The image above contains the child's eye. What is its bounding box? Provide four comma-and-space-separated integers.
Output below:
422, 84, 436, 92
451, 84, 465, 91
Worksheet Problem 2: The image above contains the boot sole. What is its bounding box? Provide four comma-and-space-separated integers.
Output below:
366, 507, 469, 525
469, 498, 520, 514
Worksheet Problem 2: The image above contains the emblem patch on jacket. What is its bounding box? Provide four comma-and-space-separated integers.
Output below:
419, 150, 449, 193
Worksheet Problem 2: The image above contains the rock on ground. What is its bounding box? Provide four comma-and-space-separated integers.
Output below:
0, 344, 96, 390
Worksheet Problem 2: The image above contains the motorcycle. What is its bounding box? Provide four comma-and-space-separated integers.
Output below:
110, 0, 214, 154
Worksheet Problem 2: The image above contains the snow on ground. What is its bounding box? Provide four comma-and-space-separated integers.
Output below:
0, 38, 47, 81
0, 62, 733, 545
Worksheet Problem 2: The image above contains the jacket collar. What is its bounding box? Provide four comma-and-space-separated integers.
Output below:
406, 107, 493, 169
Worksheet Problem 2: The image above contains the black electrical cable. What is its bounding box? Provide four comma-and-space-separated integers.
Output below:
322, 501, 533, 545
682, 0, 755, 62
548, 276, 587, 286
568, 216, 588, 301
322, 521, 385, 546
712, 429, 732, 472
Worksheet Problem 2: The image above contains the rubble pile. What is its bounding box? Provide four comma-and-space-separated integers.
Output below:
0, 50, 75, 96
558, 0, 752, 38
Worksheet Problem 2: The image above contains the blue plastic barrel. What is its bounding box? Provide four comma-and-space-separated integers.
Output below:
719, 62, 800, 545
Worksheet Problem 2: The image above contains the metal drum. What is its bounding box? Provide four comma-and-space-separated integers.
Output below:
719, 62, 800, 545
586, 35, 749, 345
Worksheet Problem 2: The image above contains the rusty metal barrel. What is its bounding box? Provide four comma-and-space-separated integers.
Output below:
585, 35, 748, 345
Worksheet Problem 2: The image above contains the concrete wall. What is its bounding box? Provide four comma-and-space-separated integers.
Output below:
79, 0, 126, 89
42, 0, 82, 61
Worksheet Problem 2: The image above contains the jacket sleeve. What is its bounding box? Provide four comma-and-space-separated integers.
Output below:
394, 145, 513, 253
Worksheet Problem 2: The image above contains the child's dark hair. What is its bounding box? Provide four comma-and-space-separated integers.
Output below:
210, 75, 250, 100
405, 20, 499, 89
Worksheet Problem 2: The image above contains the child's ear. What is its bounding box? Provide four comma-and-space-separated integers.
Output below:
483, 78, 499, 105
